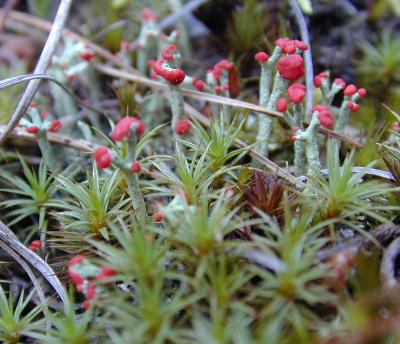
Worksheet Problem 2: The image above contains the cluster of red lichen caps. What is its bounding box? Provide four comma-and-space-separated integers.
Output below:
23, 102, 62, 134
93, 116, 145, 169
288, 83, 306, 104
67, 255, 117, 310
142, 8, 158, 21
275, 38, 307, 81
153, 45, 186, 86
111, 116, 145, 141
275, 38, 308, 54
313, 105, 334, 128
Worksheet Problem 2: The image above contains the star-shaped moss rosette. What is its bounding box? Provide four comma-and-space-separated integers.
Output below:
92, 116, 147, 223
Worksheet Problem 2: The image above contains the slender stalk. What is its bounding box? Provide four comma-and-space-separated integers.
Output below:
126, 172, 147, 225
170, 86, 184, 132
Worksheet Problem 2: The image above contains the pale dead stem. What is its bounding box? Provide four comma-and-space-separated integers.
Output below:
0, 125, 96, 152
0, 0, 73, 144
0, 220, 68, 303
288, 0, 314, 114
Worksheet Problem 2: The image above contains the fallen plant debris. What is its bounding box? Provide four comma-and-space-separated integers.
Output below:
0, 1, 399, 343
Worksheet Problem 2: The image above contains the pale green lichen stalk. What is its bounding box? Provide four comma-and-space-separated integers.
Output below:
137, 9, 160, 74
254, 45, 284, 160
295, 111, 322, 181
113, 126, 147, 225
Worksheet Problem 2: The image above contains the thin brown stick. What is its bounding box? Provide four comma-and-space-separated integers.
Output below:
0, 0, 73, 144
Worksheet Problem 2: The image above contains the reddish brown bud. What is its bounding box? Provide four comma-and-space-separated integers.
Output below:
154, 211, 164, 222
175, 118, 191, 135
26, 125, 39, 134
131, 160, 141, 173
93, 146, 112, 169
48, 119, 62, 132
288, 83, 306, 104
254, 52, 269, 62
276, 98, 288, 112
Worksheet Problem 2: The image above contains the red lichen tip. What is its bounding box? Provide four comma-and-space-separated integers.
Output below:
294, 40, 308, 51
68, 255, 85, 268
69, 271, 84, 289
313, 104, 334, 128
30, 100, 37, 107
86, 284, 97, 300
193, 79, 205, 91
161, 44, 178, 61
154, 211, 164, 222
288, 83, 306, 104
254, 52, 269, 62
131, 160, 142, 173
357, 88, 367, 97
392, 121, 400, 130
26, 125, 39, 134
347, 101, 360, 112
276, 98, 288, 112
29, 240, 41, 251
333, 78, 346, 89
153, 59, 186, 86
344, 84, 357, 96
120, 40, 131, 51
146, 59, 155, 67
214, 85, 222, 94
93, 146, 112, 169
40, 110, 49, 118
96, 266, 118, 280
212, 59, 234, 80
283, 40, 296, 54
142, 8, 158, 21
48, 119, 62, 133
222, 84, 230, 91
314, 72, 329, 88
275, 37, 290, 49
277, 54, 304, 81
111, 116, 145, 141
80, 50, 95, 61
175, 118, 191, 135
